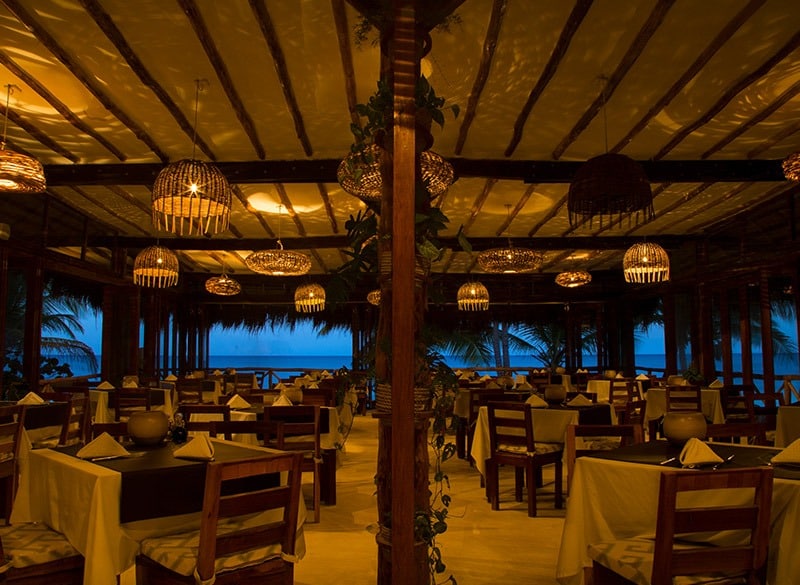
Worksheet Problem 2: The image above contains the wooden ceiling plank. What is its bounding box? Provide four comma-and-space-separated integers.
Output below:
275, 184, 306, 237
179, 0, 264, 159
248, 0, 313, 157
462, 178, 497, 233
643, 182, 714, 236
692, 183, 800, 233
654, 182, 753, 234
528, 189, 565, 237
454, 0, 507, 155
654, 28, 800, 160
310, 249, 328, 273
748, 120, 800, 159
317, 184, 340, 234
176, 250, 205, 272
332, 0, 361, 128
80, 0, 215, 162
232, 185, 275, 238
0, 0, 169, 161
43, 189, 121, 239
0, 48, 124, 160
610, 0, 766, 154
0, 97, 78, 162
552, 0, 676, 160
68, 186, 150, 236
496, 183, 534, 235
505, 0, 593, 157
106, 185, 151, 216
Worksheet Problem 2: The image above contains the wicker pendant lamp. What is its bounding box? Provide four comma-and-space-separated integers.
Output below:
245, 205, 311, 276
477, 205, 543, 273
0, 85, 46, 193
152, 80, 231, 236
567, 80, 653, 228
783, 152, 800, 181
205, 260, 241, 296
555, 270, 592, 288
457, 281, 490, 311
133, 245, 179, 288
367, 289, 381, 306
295, 283, 326, 313
623, 242, 670, 283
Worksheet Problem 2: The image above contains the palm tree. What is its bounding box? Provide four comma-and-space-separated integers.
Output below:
4, 272, 98, 392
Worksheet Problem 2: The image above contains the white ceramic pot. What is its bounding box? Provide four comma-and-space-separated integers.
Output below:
662, 411, 707, 445
544, 384, 567, 403
127, 410, 169, 446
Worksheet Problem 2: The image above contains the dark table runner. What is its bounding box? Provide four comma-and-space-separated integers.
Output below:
58, 440, 279, 523
586, 440, 800, 480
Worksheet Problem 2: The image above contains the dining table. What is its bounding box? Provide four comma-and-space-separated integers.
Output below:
555, 440, 800, 585
775, 405, 800, 448
90, 387, 176, 423
11, 437, 307, 585
644, 387, 725, 424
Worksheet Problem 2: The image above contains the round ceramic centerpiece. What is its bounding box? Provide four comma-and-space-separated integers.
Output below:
127, 410, 169, 446
662, 411, 707, 446
544, 384, 567, 404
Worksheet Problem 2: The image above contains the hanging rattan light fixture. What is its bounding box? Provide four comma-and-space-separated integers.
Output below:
367, 289, 381, 306
0, 85, 45, 193
152, 80, 231, 236
457, 281, 490, 311
567, 79, 653, 228
205, 273, 241, 296
555, 270, 592, 288
133, 245, 179, 288
782, 152, 800, 181
623, 242, 670, 283
477, 204, 543, 273
245, 205, 311, 276
295, 283, 326, 313
337, 144, 455, 203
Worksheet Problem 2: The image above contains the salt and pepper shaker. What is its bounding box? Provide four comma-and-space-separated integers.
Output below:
171, 412, 188, 444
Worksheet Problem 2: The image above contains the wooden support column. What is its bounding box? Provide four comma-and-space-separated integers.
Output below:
759, 270, 775, 391
0, 247, 8, 389
22, 257, 43, 389
141, 290, 160, 380
619, 300, 635, 376
101, 284, 140, 384
663, 292, 678, 375
719, 288, 734, 385
738, 283, 753, 386
697, 283, 715, 380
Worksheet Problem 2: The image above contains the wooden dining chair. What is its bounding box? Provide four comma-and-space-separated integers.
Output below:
753, 391, 785, 445
485, 401, 563, 517
588, 467, 773, 585
209, 419, 280, 443
90, 421, 130, 442
110, 387, 151, 421
463, 388, 513, 465
175, 378, 206, 404
179, 404, 231, 436
38, 391, 90, 446
665, 385, 702, 414
608, 382, 637, 422
136, 451, 303, 585
722, 391, 756, 424
20, 402, 72, 449
0, 405, 24, 525
706, 422, 768, 445
262, 405, 322, 523
0, 522, 85, 583
565, 423, 643, 491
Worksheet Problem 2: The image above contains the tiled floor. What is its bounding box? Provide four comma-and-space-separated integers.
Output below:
295, 414, 565, 584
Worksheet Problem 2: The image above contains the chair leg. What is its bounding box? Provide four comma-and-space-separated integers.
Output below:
525, 463, 537, 517
514, 467, 524, 502
312, 463, 321, 524
554, 460, 563, 509
486, 462, 499, 510
592, 560, 636, 584
455, 418, 466, 459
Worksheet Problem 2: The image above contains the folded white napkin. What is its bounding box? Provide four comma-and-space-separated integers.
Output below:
459, 373, 471, 380
17, 392, 44, 405
679, 438, 723, 468
615, 373, 624, 378
97, 381, 115, 389
566, 394, 594, 407
273, 394, 293, 406
308, 382, 319, 389
771, 438, 800, 465
229, 369, 236, 374
164, 374, 177, 381
322, 370, 331, 377
173, 435, 215, 460
484, 381, 500, 389
213, 369, 223, 376
480, 375, 491, 381
226, 394, 251, 409
516, 381, 533, 390
708, 378, 723, 388
577, 368, 587, 374
454, 369, 462, 376
122, 380, 138, 388
77, 433, 131, 460
525, 394, 548, 408
636, 373, 649, 380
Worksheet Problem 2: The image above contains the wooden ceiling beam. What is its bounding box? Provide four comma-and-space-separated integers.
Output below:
42, 157, 786, 185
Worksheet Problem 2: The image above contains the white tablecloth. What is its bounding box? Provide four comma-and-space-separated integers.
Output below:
11, 439, 306, 585
90, 388, 176, 423
470, 406, 578, 477
645, 387, 724, 424
585, 379, 629, 403
775, 406, 800, 448
556, 449, 798, 585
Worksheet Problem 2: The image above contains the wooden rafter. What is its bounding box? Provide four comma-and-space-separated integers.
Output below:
231, 185, 275, 238
316, 184, 340, 234
332, 0, 361, 128
67, 186, 150, 236
462, 178, 497, 234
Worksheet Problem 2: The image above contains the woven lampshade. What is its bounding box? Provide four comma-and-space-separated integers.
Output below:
783, 152, 800, 181
568, 153, 653, 228
555, 270, 592, 288
623, 242, 670, 283
0, 143, 46, 193
133, 245, 179, 288
205, 273, 241, 296
477, 246, 543, 274
295, 283, 326, 313
245, 242, 311, 276
337, 144, 455, 203
152, 159, 231, 236
367, 289, 381, 306
457, 281, 490, 311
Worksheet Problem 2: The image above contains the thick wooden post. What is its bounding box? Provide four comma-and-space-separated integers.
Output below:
719, 288, 734, 385
759, 270, 775, 391
663, 292, 678, 375
22, 257, 43, 388
738, 283, 753, 386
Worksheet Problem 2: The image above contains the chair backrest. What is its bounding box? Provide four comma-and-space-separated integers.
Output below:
566, 423, 643, 487
262, 405, 321, 456
302, 386, 336, 407
39, 390, 90, 445
0, 405, 24, 524
175, 378, 206, 404
565, 391, 597, 403
486, 401, 534, 456
706, 422, 768, 445
624, 398, 648, 431
194, 452, 303, 583
723, 392, 756, 423
180, 404, 231, 435
609, 382, 635, 407
665, 385, 702, 413
110, 388, 152, 420
651, 467, 773, 585
91, 421, 130, 441
468, 389, 511, 425
209, 419, 279, 443
752, 392, 785, 433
